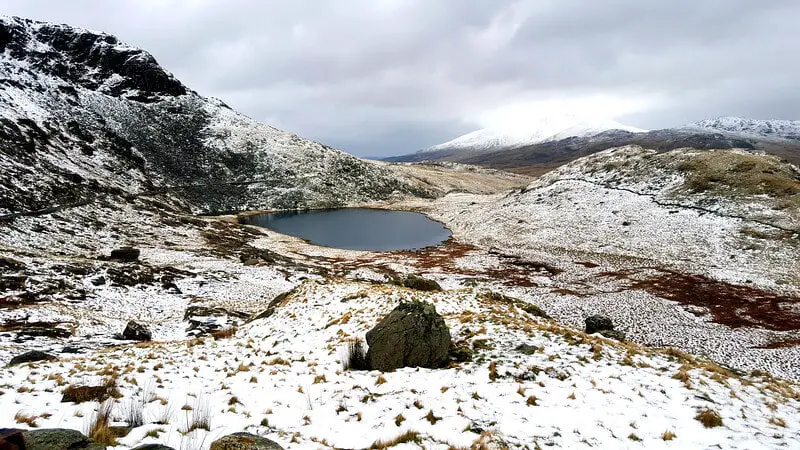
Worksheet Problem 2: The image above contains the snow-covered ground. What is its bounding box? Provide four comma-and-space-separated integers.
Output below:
2, 280, 798, 449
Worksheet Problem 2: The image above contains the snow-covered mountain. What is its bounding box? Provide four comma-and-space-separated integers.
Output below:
685, 116, 800, 141
425, 116, 646, 153
0, 16, 423, 216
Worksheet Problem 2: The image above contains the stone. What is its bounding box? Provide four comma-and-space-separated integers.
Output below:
122, 320, 151, 341
21, 428, 105, 450
209, 432, 284, 450
109, 247, 140, 262
8, 350, 57, 366
599, 329, 626, 341
131, 445, 175, 450
0, 428, 24, 449
585, 315, 614, 334
394, 274, 442, 291
366, 301, 451, 371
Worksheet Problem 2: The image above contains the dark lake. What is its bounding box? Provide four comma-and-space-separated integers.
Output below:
241, 208, 451, 251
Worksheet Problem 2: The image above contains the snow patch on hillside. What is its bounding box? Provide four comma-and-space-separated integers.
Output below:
426, 116, 646, 153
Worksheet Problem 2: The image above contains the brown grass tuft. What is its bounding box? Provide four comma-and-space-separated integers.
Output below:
369, 430, 422, 449
88, 400, 117, 445
662, 430, 676, 441
695, 408, 724, 428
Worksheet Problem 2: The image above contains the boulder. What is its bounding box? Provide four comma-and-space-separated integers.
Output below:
0, 428, 24, 449
109, 247, 140, 262
585, 315, 614, 334
122, 320, 152, 341
8, 350, 57, 366
366, 301, 451, 371
393, 274, 442, 291
209, 432, 284, 450
21, 428, 105, 450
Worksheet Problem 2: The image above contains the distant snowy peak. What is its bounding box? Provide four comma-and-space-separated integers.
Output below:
685, 117, 800, 140
427, 117, 646, 153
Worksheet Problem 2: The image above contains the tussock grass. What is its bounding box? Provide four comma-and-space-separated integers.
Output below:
88, 400, 116, 446
369, 430, 422, 449
695, 408, 724, 428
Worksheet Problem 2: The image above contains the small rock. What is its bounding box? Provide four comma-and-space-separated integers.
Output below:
599, 329, 626, 341
22, 428, 105, 450
585, 315, 614, 334
109, 247, 140, 262
515, 344, 540, 355
122, 320, 152, 341
90, 276, 106, 286
366, 301, 451, 371
396, 274, 442, 291
209, 432, 284, 450
131, 445, 175, 450
8, 350, 57, 366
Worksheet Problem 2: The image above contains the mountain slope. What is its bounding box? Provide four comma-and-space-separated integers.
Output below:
686, 116, 800, 141
423, 116, 645, 154
0, 16, 424, 216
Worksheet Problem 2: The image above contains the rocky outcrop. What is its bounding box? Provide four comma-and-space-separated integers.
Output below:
209, 432, 284, 450
21, 428, 105, 450
0, 16, 428, 218
366, 301, 451, 371
122, 320, 152, 341
8, 350, 57, 366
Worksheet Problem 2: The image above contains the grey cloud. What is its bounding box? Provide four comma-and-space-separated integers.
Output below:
3, 0, 800, 156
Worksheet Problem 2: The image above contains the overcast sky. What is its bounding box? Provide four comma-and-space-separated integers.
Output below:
3, 0, 799, 157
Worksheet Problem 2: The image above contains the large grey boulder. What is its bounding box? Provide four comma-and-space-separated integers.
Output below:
584, 315, 625, 341
122, 320, 152, 341
8, 350, 57, 366
584, 315, 614, 334
366, 301, 451, 371
209, 432, 283, 450
22, 428, 105, 450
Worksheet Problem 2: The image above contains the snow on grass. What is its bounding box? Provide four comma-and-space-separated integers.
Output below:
1, 280, 798, 449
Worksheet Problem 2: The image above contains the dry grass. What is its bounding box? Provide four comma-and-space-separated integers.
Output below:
695, 408, 724, 428
88, 400, 117, 446
662, 430, 676, 441
182, 395, 211, 433
61, 377, 119, 404
14, 411, 38, 427
769, 417, 787, 427
211, 327, 237, 340
369, 430, 422, 449
426, 410, 441, 425
488, 361, 498, 382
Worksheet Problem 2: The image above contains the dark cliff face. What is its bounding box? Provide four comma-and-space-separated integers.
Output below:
0, 16, 423, 217
0, 16, 186, 102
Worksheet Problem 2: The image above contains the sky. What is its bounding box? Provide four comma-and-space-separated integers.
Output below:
2, 0, 799, 157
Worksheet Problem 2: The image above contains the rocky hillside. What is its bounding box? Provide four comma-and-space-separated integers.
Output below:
0, 16, 425, 217
686, 117, 800, 141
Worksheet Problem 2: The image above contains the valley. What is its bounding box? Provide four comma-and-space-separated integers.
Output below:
0, 14, 798, 450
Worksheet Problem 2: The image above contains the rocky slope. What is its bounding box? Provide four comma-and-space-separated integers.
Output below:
686, 117, 800, 141
0, 16, 426, 217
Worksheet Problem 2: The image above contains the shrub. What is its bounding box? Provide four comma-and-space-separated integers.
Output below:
342, 340, 370, 371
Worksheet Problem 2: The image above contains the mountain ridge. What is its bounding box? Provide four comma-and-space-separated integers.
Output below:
0, 15, 427, 216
